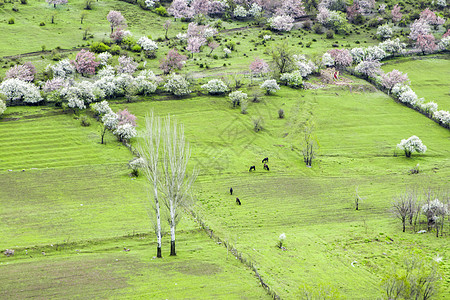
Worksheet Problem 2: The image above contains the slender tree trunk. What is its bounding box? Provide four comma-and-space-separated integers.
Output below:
154, 183, 162, 258
402, 217, 406, 232
169, 201, 176, 256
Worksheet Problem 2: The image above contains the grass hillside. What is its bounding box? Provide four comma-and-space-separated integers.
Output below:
1, 0, 449, 298
0, 106, 269, 299
382, 56, 450, 111
113, 76, 450, 298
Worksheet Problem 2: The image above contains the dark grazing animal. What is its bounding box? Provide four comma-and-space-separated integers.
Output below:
230, 187, 233, 195
249, 165, 256, 171
236, 197, 241, 205
263, 163, 270, 171
262, 157, 268, 163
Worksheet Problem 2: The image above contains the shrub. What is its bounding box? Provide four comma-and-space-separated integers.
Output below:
280, 71, 303, 88
0, 99, 6, 116
224, 41, 236, 51
131, 44, 142, 52
377, 24, 393, 40
0, 78, 43, 104
114, 123, 137, 142
109, 45, 121, 55
40, 22, 45, 26
313, 23, 325, 34
260, 79, 280, 95
164, 74, 191, 96
128, 157, 145, 176
252, 116, 264, 132
326, 30, 334, 39
397, 136, 427, 158
80, 115, 91, 127
8, 18, 15, 24
229, 90, 248, 108
155, 7, 168, 17
201, 79, 229, 95
90, 42, 110, 53
240, 99, 248, 114
433, 110, 450, 126
92, 100, 112, 116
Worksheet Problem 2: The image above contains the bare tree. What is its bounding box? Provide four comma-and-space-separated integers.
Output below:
138, 113, 163, 258
301, 121, 318, 167
391, 189, 417, 233
383, 256, 440, 300
161, 116, 197, 256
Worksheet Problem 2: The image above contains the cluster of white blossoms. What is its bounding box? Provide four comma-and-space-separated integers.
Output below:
201, 79, 229, 95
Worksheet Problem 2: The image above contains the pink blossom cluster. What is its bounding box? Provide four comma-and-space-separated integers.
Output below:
327, 49, 353, 68
381, 69, 409, 90
159, 49, 188, 74
117, 109, 137, 127
5, 62, 36, 82
249, 57, 270, 74
72, 49, 100, 76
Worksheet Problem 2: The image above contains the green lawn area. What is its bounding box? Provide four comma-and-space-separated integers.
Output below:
0, 106, 269, 299
382, 56, 450, 111
109, 76, 449, 298
1, 1, 449, 298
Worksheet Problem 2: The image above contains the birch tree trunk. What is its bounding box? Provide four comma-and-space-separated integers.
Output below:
138, 113, 163, 258
161, 116, 197, 256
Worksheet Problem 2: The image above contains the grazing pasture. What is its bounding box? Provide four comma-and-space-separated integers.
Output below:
382, 57, 450, 111
1, 0, 449, 298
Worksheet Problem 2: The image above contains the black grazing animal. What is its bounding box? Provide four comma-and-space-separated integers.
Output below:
249, 165, 256, 171
262, 157, 269, 163
263, 163, 270, 171
236, 197, 241, 205
230, 187, 233, 195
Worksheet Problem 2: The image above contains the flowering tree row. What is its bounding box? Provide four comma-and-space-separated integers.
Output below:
91, 100, 137, 144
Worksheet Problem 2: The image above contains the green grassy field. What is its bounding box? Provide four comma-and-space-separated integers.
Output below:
111, 76, 449, 298
0, 106, 270, 299
1, 74, 449, 298
382, 56, 450, 111
1, 1, 450, 299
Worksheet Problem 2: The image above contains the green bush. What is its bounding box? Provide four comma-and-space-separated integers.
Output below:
90, 42, 110, 53
224, 41, 236, 51
313, 23, 324, 34
131, 44, 142, 52
39, 21, 45, 26
109, 45, 121, 55
326, 30, 334, 39
8, 18, 14, 24
122, 36, 137, 50
155, 7, 167, 17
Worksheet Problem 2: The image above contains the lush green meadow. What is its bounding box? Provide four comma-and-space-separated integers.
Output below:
1, 0, 450, 299
382, 56, 450, 111
0, 106, 269, 299
116, 78, 450, 298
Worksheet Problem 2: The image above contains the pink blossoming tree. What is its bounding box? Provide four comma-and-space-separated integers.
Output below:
327, 49, 353, 68
46, 0, 68, 8
391, 4, 403, 23
415, 34, 438, 54
107, 10, 126, 34
72, 49, 99, 76
159, 49, 188, 74
381, 69, 409, 91
5, 62, 36, 82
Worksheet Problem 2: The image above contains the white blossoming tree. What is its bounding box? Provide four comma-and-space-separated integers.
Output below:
260, 79, 280, 95
201, 79, 229, 95
228, 90, 248, 108
397, 136, 427, 158
164, 74, 191, 96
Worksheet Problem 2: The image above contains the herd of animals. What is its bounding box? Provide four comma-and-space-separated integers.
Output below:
230, 157, 269, 206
